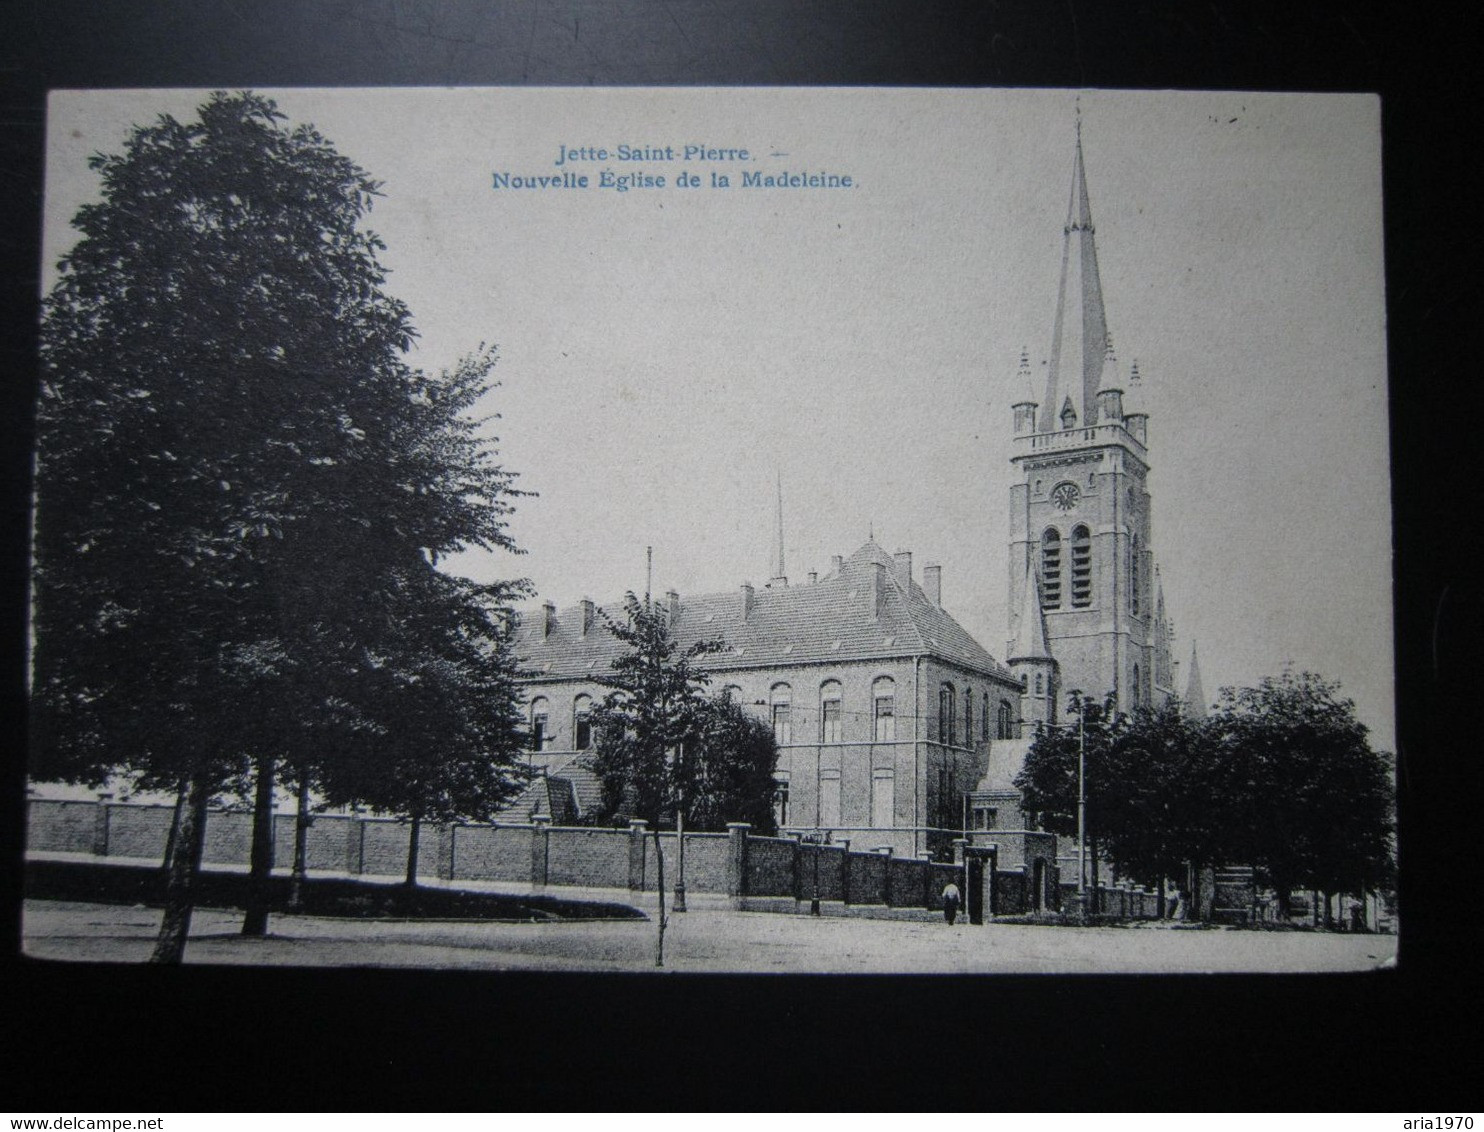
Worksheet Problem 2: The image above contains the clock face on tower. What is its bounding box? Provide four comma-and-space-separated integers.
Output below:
1051, 481, 1080, 511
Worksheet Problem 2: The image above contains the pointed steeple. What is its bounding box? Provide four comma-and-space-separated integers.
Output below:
1041, 122, 1111, 432
1009, 561, 1052, 662
1184, 642, 1207, 719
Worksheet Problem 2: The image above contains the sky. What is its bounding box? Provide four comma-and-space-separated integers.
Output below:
40, 88, 1393, 748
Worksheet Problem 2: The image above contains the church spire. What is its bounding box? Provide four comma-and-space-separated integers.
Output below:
1184, 642, 1207, 719
1041, 121, 1110, 432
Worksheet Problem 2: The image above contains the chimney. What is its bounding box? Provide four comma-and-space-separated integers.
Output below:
740, 582, 754, 621
541, 600, 556, 639
830, 554, 844, 576
579, 598, 594, 636
807, 571, 817, 584
923, 563, 942, 607
666, 589, 680, 627
871, 562, 888, 619
892, 549, 912, 590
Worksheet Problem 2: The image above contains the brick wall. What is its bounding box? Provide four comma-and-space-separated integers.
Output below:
547, 827, 629, 888
451, 825, 532, 882
200, 811, 253, 865
744, 836, 798, 897
26, 800, 96, 853
108, 804, 174, 859
645, 833, 729, 894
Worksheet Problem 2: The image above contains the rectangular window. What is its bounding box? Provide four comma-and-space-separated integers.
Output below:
874, 696, 895, 742
871, 769, 895, 829
821, 698, 842, 743
772, 703, 792, 745
819, 771, 841, 828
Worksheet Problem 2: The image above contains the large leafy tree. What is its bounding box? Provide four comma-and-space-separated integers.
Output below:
1205, 671, 1394, 916
32, 92, 529, 961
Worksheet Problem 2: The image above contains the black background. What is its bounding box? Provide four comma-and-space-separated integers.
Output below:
1, 0, 1476, 1113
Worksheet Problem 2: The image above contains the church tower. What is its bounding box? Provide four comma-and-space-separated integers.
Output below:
1008, 124, 1157, 714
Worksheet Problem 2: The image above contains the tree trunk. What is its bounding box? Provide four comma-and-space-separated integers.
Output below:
150, 771, 211, 964
241, 752, 277, 936
405, 812, 422, 888
288, 767, 311, 910
160, 786, 185, 874
652, 826, 667, 968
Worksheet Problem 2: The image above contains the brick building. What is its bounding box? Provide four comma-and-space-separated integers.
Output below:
509, 539, 1026, 858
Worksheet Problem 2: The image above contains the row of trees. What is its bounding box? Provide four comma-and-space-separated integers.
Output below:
1015, 671, 1395, 917
32, 93, 536, 960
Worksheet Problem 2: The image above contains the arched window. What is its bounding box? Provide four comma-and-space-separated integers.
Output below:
1070, 524, 1092, 607
964, 689, 973, 744
1041, 529, 1063, 609
529, 697, 549, 751
997, 699, 1014, 740
573, 694, 592, 750
939, 683, 957, 746
872, 676, 896, 742
820, 680, 843, 743
770, 683, 792, 745
1132, 664, 1141, 708
721, 683, 743, 702
982, 692, 990, 740
1034, 672, 1044, 696
1130, 534, 1141, 617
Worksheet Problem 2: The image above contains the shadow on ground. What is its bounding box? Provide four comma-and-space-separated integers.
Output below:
24, 859, 647, 922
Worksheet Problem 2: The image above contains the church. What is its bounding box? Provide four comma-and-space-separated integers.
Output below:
509, 127, 1204, 859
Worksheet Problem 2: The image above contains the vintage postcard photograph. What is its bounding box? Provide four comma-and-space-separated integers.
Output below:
23, 86, 1395, 973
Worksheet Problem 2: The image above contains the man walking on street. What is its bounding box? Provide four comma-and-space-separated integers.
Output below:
942, 881, 961, 925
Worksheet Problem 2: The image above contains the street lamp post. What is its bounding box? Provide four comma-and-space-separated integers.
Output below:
674, 741, 687, 913
810, 830, 822, 916
1075, 692, 1087, 916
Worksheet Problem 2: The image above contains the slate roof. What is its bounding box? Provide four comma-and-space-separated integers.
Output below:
514, 539, 1013, 682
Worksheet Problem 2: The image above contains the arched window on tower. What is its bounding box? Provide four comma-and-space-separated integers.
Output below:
1034, 672, 1044, 696
1041, 529, 1063, 609
1131, 534, 1142, 617
1071, 524, 1092, 607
